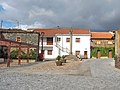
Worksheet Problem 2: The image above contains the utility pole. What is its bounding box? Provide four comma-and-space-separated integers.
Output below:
17, 21, 19, 29
41, 32, 44, 54
1, 20, 3, 28
57, 26, 61, 55
69, 29, 73, 55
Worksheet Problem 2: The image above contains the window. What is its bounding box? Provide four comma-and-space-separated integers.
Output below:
76, 38, 80, 42
47, 37, 53, 45
66, 38, 70, 42
47, 50, 52, 55
96, 41, 101, 44
108, 41, 113, 44
75, 51, 80, 55
16, 36, 21, 42
57, 37, 61, 42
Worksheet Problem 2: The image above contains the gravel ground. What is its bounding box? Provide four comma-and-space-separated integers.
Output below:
0, 59, 120, 90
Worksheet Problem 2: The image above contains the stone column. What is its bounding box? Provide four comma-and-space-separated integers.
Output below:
69, 30, 73, 55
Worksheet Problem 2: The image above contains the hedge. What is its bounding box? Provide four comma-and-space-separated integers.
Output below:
10, 49, 37, 59
91, 47, 115, 57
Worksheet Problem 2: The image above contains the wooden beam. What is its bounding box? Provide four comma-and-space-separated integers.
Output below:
7, 43, 11, 67
27, 47, 29, 63
18, 44, 21, 65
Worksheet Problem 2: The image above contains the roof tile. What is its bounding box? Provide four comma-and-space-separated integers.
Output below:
33, 28, 90, 35
91, 32, 113, 39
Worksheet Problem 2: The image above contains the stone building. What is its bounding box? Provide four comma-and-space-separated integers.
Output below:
91, 32, 115, 58
0, 28, 39, 66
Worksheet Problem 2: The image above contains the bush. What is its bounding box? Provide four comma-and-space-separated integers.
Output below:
92, 47, 115, 57
10, 49, 18, 59
29, 49, 37, 59
62, 55, 66, 59
20, 50, 27, 59
56, 55, 61, 61
10, 49, 37, 59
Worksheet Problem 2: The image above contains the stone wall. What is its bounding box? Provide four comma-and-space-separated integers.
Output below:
115, 56, 120, 69
3, 33, 38, 45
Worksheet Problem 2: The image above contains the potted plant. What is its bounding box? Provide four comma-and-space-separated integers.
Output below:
55, 55, 62, 66
61, 55, 66, 63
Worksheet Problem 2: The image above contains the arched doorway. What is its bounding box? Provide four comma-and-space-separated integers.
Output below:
97, 50, 100, 59
108, 50, 112, 58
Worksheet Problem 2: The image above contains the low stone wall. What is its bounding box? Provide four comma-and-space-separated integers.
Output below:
12, 59, 36, 63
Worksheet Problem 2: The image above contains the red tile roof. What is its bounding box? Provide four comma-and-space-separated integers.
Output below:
33, 28, 90, 36
91, 32, 113, 39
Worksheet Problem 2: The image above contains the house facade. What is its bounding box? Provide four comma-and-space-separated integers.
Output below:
91, 32, 115, 58
33, 28, 91, 60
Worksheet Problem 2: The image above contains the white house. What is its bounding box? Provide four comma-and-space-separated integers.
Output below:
33, 28, 91, 60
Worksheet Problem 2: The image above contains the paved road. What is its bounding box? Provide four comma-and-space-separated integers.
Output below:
0, 59, 120, 90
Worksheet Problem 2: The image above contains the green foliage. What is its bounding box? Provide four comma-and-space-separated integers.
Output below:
20, 50, 27, 59
10, 49, 18, 59
10, 49, 37, 59
56, 55, 61, 61
62, 55, 66, 59
29, 49, 37, 59
92, 47, 115, 57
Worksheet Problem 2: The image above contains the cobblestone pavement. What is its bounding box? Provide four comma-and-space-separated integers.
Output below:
0, 59, 120, 90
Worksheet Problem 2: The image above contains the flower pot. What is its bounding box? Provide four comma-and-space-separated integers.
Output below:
55, 61, 62, 66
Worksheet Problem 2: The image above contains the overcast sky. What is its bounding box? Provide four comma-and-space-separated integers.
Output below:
0, 0, 120, 31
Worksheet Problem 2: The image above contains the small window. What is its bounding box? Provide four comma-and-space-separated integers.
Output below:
76, 38, 80, 42
108, 41, 113, 44
96, 41, 101, 44
47, 50, 52, 55
57, 37, 61, 42
66, 38, 70, 42
75, 51, 80, 55
16, 36, 21, 42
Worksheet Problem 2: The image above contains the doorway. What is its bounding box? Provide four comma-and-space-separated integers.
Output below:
0, 45, 8, 62
97, 50, 100, 59
108, 50, 112, 58
84, 51, 88, 59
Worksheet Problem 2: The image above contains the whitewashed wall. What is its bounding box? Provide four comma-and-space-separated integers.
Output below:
39, 34, 91, 59
55, 34, 91, 58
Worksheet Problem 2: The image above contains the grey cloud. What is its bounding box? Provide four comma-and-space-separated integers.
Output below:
0, 0, 120, 31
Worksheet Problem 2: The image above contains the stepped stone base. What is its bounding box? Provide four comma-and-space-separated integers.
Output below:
115, 56, 120, 69
65, 55, 80, 61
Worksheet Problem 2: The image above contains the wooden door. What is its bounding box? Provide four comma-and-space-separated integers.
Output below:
97, 50, 100, 59
84, 51, 88, 59
108, 50, 112, 58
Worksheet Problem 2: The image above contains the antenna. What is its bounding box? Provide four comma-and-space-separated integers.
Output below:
17, 21, 19, 29
1, 20, 3, 28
